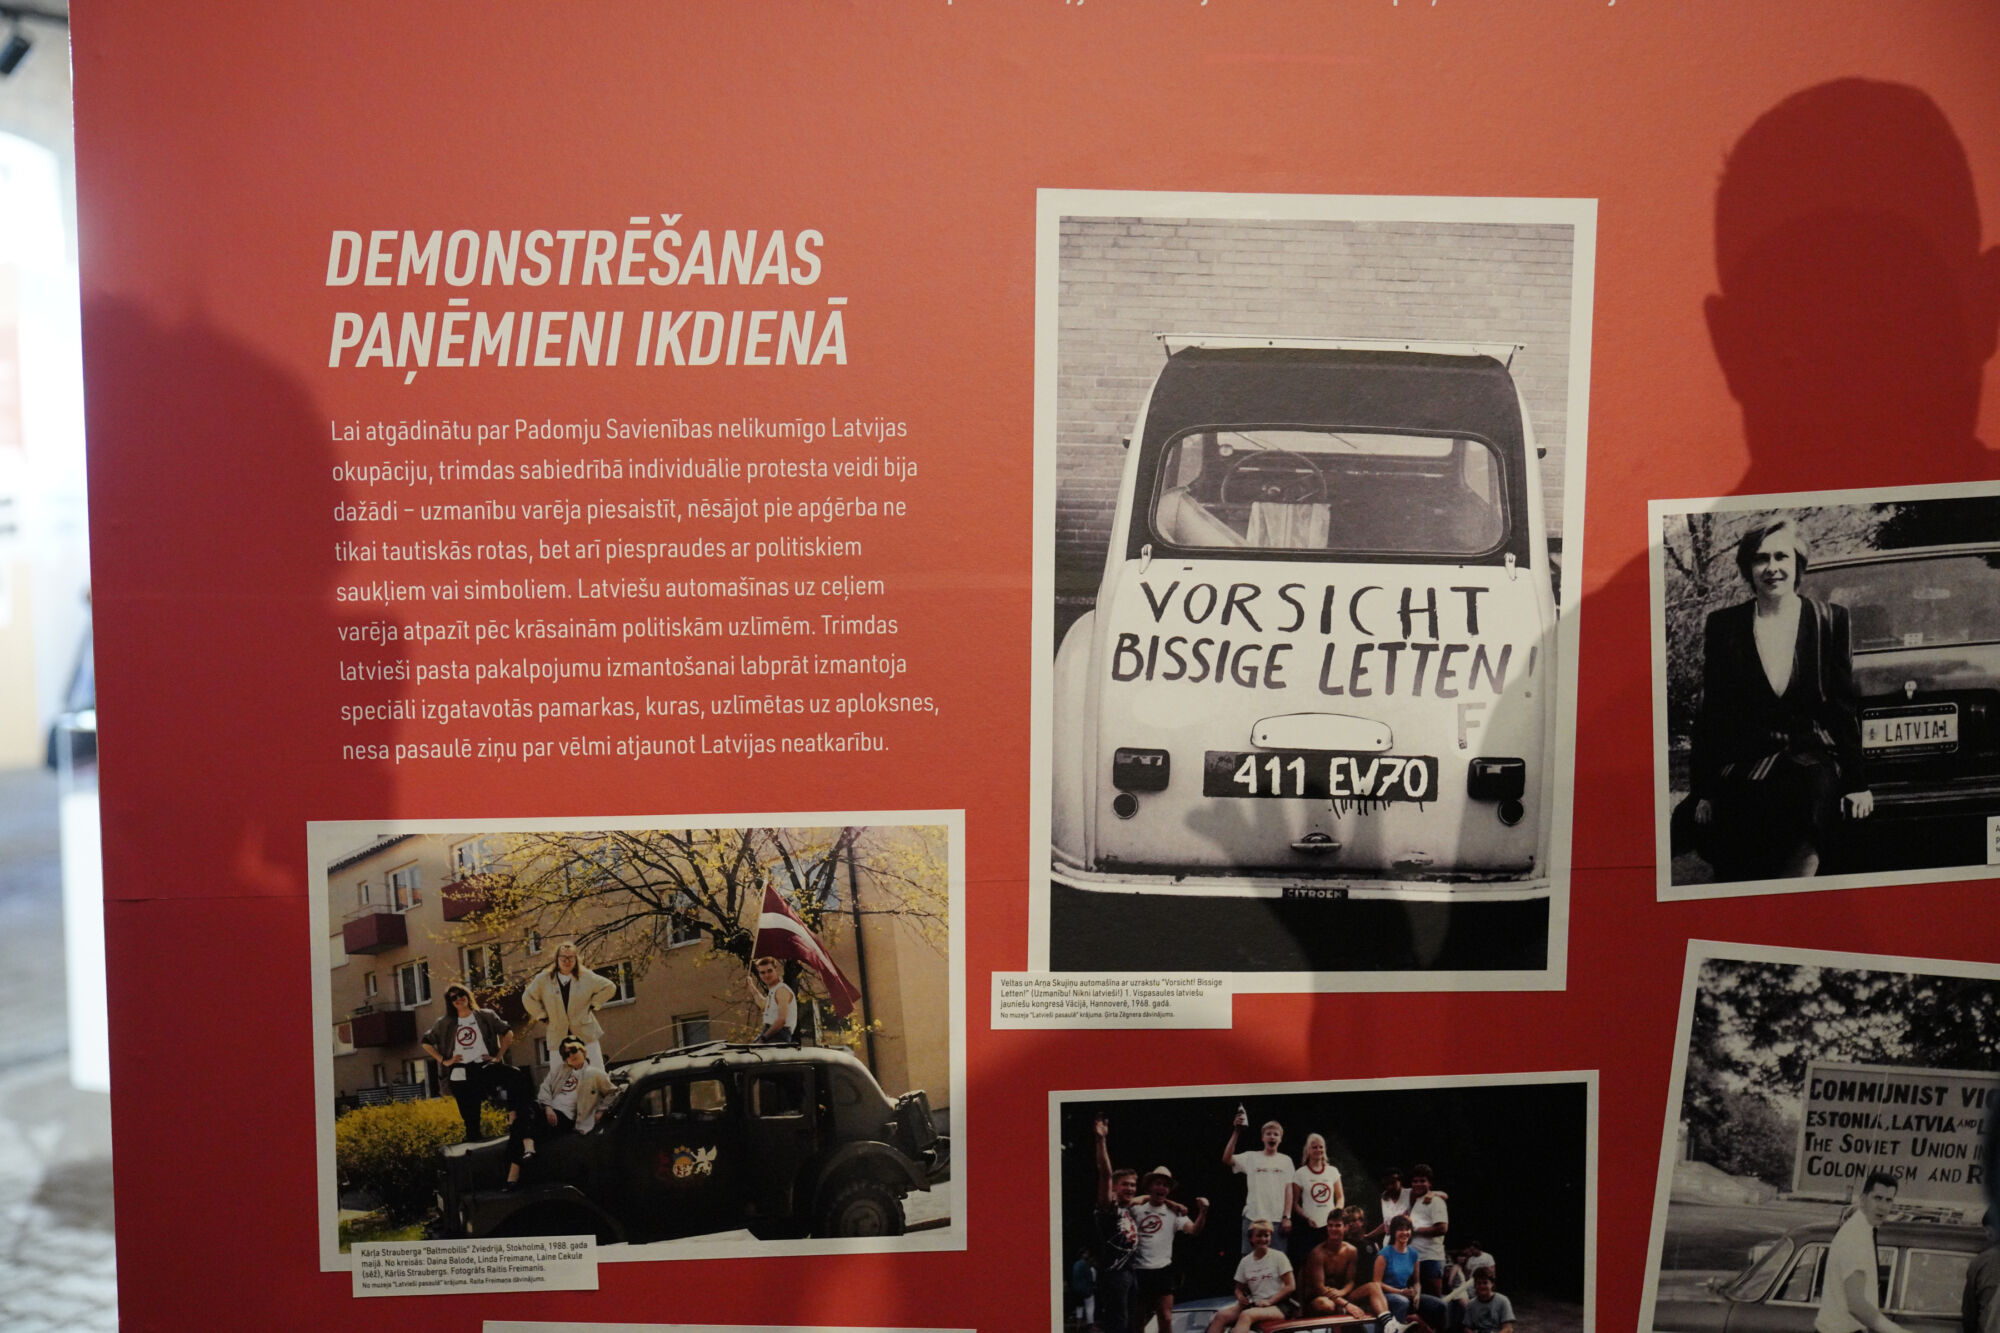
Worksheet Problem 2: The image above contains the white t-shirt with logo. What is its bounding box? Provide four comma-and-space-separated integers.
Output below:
1293, 1162, 1343, 1226
547, 1066, 582, 1120
451, 1015, 489, 1081
1130, 1198, 1194, 1270
1234, 1150, 1296, 1227
1234, 1247, 1295, 1305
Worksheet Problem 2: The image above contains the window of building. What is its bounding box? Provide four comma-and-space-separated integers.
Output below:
534, 1038, 551, 1067
669, 894, 701, 947
372, 1062, 389, 1087
604, 959, 637, 1004
526, 931, 543, 956
400, 1058, 427, 1088
452, 836, 499, 878
363, 971, 378, 999
388, 864, 421, 912
461, 943, 504, 988
394, 959, 430, 1009
357, 880, 371, 908
671, 1012, 711, 1047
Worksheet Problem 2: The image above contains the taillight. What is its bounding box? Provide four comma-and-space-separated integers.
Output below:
1112, 747, 1171, 793
1465, 757, 1526, 802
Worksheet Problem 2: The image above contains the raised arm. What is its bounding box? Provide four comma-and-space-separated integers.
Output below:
1093, 1113, 1115, 1206
1222, 1106, 1246, 1168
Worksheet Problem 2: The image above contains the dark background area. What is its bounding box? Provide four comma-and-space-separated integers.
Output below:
1057, 1079, 1590, 1304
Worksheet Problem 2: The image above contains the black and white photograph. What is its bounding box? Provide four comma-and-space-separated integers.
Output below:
1650, 483, 2000, 900
308, 812, 964, 1277
1052, 1073, 1594, 1333
1640, 941, 2000, 1333
1029, 190, 1594, 986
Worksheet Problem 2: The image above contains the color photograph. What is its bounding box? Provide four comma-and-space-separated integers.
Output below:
309, 814, 963, 1269
1052, 1073, 1594, 1333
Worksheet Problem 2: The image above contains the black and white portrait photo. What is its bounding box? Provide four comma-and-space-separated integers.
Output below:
1641, 942, 2000, 1333
1029, 191, 1595, 987
1651, 483, 2000, 899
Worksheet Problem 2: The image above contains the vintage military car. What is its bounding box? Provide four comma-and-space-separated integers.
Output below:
434, 1042, 949, 1243
1052, 336, 1562, 902
1651, 1217, 1987, 1332
1817, 543, 2000, 870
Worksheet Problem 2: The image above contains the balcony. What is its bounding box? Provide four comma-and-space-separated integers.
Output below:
440, 878, 491, 922
347, 1008, 417, 1048
342, 910, 408, 955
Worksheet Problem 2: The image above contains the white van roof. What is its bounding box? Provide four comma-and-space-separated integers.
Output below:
1158, 333, 1522, 366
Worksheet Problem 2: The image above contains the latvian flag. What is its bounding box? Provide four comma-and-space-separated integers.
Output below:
753, 883, 863, 1017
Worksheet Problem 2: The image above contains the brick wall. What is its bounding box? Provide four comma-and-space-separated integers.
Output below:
1053, 217, 1577, 631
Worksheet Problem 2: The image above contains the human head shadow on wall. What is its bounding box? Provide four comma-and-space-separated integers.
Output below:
83, 296, 401, 900
1706, 78, 2000, 495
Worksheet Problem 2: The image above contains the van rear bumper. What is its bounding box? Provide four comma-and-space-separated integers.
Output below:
1052, 851, 1550, 902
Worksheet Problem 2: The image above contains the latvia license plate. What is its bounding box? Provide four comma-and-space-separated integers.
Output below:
1203, 750, 1440, 801
1862, 703, 1959, 755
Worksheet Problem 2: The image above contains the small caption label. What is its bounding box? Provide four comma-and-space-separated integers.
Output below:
991, 973, 1232, 1028
352, 1235, 597, 1298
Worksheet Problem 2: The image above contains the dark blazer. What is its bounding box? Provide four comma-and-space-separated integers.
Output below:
1691, 596, 1865, 799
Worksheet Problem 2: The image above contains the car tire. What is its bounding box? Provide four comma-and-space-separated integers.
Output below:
813, 1175, 905, 1238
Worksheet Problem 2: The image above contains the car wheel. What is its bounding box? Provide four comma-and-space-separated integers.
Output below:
814, 1176, 905, 1238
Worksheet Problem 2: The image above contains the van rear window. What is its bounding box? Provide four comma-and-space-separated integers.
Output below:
1148, 428, 1508, 557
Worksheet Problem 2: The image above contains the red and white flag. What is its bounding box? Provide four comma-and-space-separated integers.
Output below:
753, 883, 862, 1016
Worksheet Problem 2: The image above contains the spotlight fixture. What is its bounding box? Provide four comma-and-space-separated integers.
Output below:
0, 28, 27, 77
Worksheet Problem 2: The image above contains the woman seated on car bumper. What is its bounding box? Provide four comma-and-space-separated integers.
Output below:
505, 1036, 616, 1188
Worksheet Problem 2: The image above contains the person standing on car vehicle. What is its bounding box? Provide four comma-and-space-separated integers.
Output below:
1289, 1132, 1345, 1270
521, 941, 617, 1071
1407, 1164, 1451, 1297
1131, 1164, 1207, 1333
1092, 1114, 1143, 1333
1224, 1108, 1295, 1253
503, 1034, 615, 1189
748, 955, 797, 1043
1690, 519, 1871, 881
1819, 1170, 1909, 1333
422, 984, 532, 1141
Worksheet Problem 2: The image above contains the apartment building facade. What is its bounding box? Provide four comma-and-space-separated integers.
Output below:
325, 827, 951, 1123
